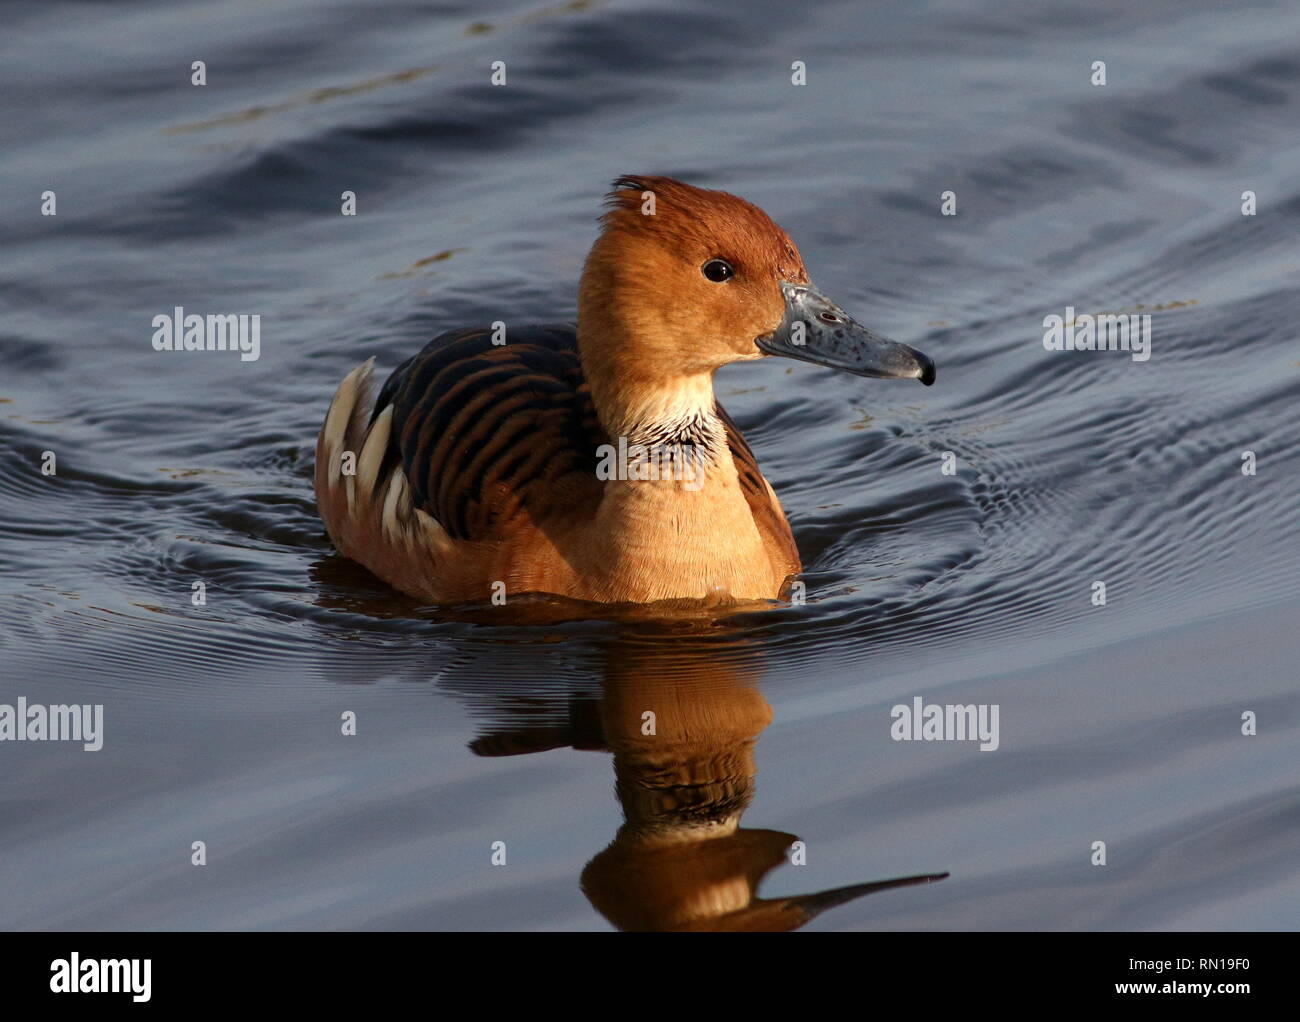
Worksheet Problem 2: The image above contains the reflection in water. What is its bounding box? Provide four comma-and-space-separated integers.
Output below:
458, 627, 948, 931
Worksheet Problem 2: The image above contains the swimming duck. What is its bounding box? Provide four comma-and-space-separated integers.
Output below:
314, 175, 934, 605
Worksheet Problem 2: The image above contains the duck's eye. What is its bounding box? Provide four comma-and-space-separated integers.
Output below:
701, 259, 734, 283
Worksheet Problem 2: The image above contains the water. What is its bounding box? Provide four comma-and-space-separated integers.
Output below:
2, 0, 1298, 930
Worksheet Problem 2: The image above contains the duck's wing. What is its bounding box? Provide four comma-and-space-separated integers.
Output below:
375, 325, 608, 541
715, 402, 800, 572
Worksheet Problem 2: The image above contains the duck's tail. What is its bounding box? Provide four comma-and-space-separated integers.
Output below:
313, 360, 450, 592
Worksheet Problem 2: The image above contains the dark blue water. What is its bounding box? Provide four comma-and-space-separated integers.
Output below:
2, 0, 1298, 930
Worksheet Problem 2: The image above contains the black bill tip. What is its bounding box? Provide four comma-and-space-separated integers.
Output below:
915, 350, 936, 386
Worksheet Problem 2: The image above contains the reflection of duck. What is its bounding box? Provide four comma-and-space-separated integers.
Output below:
314, 175, 935, 606
585, 829, 943, 933
461, 630, 947, 931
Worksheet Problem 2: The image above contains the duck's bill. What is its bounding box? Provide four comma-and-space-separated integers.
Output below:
756, 281, 935, 386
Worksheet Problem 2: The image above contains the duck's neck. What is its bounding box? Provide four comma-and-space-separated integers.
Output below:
605, 374, 729, 464
578, 329, 784, 600
576, 304, 723, 456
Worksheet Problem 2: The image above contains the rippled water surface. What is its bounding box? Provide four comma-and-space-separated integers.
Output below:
2, 0, 1299, 930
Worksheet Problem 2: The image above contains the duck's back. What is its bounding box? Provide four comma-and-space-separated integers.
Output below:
314, 325, 798, 603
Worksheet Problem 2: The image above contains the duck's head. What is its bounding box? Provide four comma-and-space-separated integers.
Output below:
577, 175, 935, 410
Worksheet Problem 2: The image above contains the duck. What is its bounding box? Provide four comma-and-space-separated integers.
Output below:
314, 175, 935, 606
